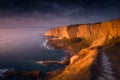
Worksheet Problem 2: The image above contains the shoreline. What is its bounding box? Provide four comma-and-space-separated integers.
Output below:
43, 18, 120, 80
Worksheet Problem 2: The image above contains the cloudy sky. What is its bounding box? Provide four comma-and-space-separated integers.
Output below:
0, 0, 120, 28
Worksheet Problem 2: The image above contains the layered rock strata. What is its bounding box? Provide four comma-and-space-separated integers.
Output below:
44, 18, 120, 80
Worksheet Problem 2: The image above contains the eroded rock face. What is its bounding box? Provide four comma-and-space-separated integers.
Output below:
50, 48, 98, 80
44, 18, 120, 80
45, 19, 120, 47
44, 26, 69, 39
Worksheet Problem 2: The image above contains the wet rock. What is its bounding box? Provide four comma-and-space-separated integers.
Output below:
1, 70, 47, 80
20, 70, 40, 77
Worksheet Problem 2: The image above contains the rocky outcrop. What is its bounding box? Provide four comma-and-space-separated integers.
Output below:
50, 48, 98, 80
44, 18, 120, 80
45, 19, 120, 47
2, 70, 46, 80
45, 26, 69, 39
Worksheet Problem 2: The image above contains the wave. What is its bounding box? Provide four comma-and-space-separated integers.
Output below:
36, 60, 62, 66
42, 39, 54, 50
0, 68, 14, 78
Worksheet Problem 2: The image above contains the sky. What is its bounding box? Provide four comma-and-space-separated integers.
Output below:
0, 0, 120, 28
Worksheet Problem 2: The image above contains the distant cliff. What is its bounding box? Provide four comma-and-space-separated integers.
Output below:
45, 19, 120, 47
44, 18, 120, 80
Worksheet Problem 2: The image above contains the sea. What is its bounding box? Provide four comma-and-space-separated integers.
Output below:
0, 28, 65, 78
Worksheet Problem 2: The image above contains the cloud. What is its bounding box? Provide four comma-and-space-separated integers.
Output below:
0, 0, 120, 27
0, 0, 120, 16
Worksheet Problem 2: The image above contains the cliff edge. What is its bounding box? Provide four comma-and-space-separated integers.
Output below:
45, 19, 120, 47
44, 18, 120, 80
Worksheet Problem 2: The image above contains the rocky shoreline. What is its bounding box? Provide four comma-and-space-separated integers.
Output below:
43, 18, 120, 80
2, 18, 120, 80
44, 38, 98, 80
2, 37, 120, 80
0, 70, 46, 80
47, 38, 119, 80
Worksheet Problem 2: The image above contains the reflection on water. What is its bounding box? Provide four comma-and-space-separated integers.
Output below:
0, 28, 65, 72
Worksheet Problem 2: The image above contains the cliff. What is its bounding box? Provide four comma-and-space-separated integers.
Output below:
45, 19, 120, 47
44, 18, 120, 80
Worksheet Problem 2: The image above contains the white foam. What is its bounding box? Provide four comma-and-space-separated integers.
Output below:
43, 39, 54, 50
0, 68, 14, 78
0, 69, 9, 77
36, 61, 44, 64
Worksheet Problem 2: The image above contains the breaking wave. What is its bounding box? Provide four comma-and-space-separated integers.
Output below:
43, 39, 54, 50
0, 68, 14, 78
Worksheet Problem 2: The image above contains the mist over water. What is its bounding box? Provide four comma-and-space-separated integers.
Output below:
0, 28, 65, 72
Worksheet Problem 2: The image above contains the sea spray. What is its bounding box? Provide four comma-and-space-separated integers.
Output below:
43, 39, 54, 50
0, 68, 14, 78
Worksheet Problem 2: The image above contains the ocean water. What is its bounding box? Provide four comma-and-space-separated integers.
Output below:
0, 28, 65, 76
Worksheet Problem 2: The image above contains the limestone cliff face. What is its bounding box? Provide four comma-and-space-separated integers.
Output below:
45, 26, 69, 39
45, 19, 120, 47
51, 48, 98, 80
44, 18, 120, 80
